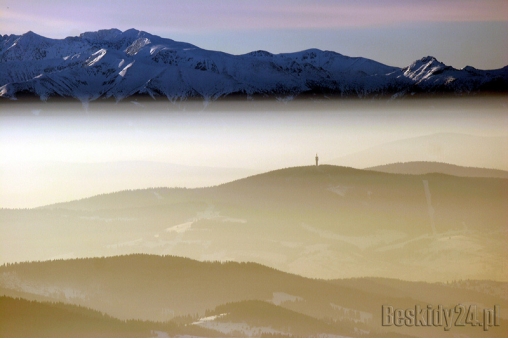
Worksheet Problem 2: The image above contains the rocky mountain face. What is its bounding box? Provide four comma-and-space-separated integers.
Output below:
1, 28, 507, 103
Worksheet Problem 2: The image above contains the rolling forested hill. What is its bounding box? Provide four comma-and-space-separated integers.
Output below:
0, 295, 226, 337
2, 165, 507, 281
1, 255, 506, 337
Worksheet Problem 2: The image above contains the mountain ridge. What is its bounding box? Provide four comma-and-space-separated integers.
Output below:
1, 28, 507, 103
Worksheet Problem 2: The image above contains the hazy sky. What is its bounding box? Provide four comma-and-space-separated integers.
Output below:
1, 1, 508, 208
1, 0, 507, 69
1, 99, 508, 208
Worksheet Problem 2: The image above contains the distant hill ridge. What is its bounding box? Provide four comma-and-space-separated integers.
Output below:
367, 161, 508, 178
328, 133, 508, 170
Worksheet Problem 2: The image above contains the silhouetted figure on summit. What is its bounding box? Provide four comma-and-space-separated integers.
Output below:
315, 153, 319, 166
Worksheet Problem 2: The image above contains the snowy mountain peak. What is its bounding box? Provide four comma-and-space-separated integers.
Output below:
79, 28, 123, 41
122, 28, 143, 36
402, 56, 455, 81
16, 31, 49, 41
23, 30, 40, 37
246, 50, 273, 58
125, 37, 151, 56
15, 31, 51, 45
0, 29, 506, 103
406, 56, 446, 70
420, 55, 439, 63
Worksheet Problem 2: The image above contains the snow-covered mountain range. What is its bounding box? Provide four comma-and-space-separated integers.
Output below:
1, 28, 507, 103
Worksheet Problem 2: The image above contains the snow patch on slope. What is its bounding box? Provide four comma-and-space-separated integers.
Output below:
119, 61, 135, 77
85, 49, 106, 66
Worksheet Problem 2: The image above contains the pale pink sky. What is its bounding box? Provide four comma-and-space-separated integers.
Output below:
1, 0, 507, 68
